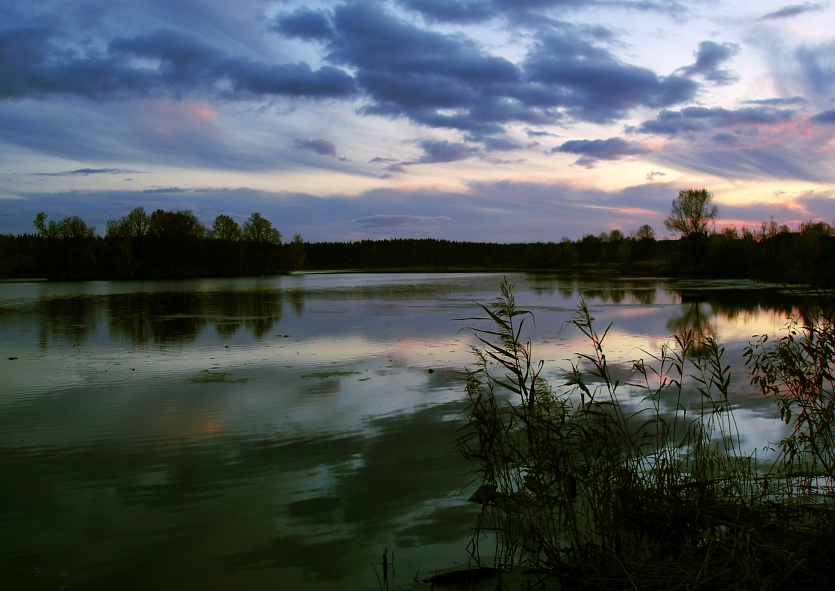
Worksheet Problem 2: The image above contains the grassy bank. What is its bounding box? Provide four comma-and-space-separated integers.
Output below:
457, 280, 835, 590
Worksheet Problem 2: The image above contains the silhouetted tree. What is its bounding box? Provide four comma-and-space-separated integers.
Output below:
106, 207, 151, 277
664, 188, 718, 237
211, 214, 242, 242
243, 212, 281, 274
634, 224, 655, 241
664, 189, 718, 275
210, 214, 242, 274
33, 212, 98, 279
147, 210, 207, 276
286, 233, 306, 270
243, 212, 281, 245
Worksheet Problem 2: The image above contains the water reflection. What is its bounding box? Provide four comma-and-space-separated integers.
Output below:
0, 272, 814, 590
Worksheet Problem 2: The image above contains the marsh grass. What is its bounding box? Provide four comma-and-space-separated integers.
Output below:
459, 279, 835, 589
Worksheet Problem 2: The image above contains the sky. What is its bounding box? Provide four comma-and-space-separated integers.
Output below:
1, 0, 835, 242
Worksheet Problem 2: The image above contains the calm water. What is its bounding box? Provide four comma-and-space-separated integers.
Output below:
0, 272, 802, 590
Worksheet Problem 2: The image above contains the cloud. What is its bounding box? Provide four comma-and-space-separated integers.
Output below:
761, 3, 826, 20
677, 41, 740, 85
395, 0, 684, 24
522, 25, 698, 123
0, 27, 356, 101
811, 109, 835, 123
396, 0, 500, 23
468, 135, 523, 151
271, 8, 335, 40
141, 187, 188, 193
794, 41, 835, 98
293, 138, 338, 156
744, 97, 807, 106
526, 129, 559, 137
652, 137, 835, 183
554, 137, 650, 167
646, 171, 666, 181
636, 106, 796, 136
354, 214, 451, 228
269, 3, 698, 133
412, 140, 481, 163
31, 168, 145, 177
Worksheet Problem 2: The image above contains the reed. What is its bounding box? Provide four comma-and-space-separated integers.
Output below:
458, 279, 835, 589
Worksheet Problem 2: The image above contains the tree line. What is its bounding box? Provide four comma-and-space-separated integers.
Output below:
304, 190, 834, 287
1, 190, 833, 286
0, 208, 304, 280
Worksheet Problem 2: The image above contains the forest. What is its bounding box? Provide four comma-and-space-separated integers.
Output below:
1, 190, 833, 287
0, 208, 305, 281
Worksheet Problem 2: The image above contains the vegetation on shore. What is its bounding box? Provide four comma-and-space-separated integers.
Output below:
0, 208, 304, 280
458, 280, 835, 589
0, 189, 832, 284
304, 190, 835, 287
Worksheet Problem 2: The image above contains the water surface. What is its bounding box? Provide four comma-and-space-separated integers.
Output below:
0, 272, 801, 590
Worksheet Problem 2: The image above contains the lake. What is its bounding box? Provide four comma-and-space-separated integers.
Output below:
0, 272, 802, 590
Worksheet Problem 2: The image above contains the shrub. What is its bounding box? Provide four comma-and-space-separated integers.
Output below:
459, 280, 835, 589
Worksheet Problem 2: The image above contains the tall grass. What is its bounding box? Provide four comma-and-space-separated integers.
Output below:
459, 279, 835, 589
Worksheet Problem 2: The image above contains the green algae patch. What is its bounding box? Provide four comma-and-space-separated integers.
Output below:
189, 370, 250, 384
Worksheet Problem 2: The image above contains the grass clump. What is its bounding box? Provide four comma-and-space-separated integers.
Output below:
459, 279, 835, 590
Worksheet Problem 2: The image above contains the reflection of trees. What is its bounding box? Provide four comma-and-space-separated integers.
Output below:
37, 296, 98, 348
666, 301, 715, 357
107, 289, 285, 345
631, 288, 656, 305
109, 292, 207, 346
289, 289, 305, 316
242, 291, 283, 339
204, 290, 284, 340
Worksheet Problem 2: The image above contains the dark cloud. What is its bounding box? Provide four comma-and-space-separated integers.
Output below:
554, 137, 649, 166
270, 8, 335, 40
677, 41, 740, 85
636, 106, 795, 136
270, 3, 697, 132
646, 171, 666, 181
0, 27, 356, 101
413, 140, 481, 163
523, 26, 698, 123
761, 3, 826, 20
369, 157, 398, 163
397, 0, 499, 23
744, 96, 807, 106
811, 109, 835, 124
141, 187, 188, 193
293, 138, 338, 156
794, 42, 835, 98
354, 214, 451, 228
526, 129, 559, 137
396, 0, 684, 24
467, 135, 523, 151
711, 132, 740, 145
31, 168, 145, 177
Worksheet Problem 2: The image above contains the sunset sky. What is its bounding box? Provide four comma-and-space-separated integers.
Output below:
2, 0, 835, 241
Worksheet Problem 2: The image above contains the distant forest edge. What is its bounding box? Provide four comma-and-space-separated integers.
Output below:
0, 208, 305, 281
1, 194, 834, 286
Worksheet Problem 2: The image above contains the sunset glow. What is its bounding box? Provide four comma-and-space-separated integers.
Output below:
1, 0, 834, 240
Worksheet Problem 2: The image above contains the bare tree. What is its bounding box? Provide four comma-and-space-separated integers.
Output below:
664, 189, 718, 236
211, 214, 242, 242
243, 212, 281, 245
